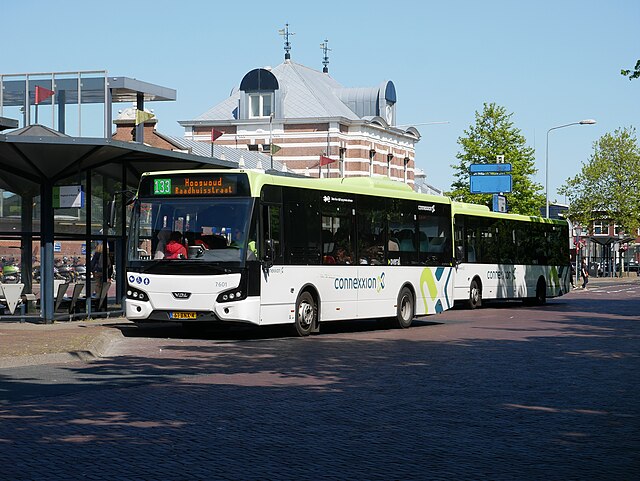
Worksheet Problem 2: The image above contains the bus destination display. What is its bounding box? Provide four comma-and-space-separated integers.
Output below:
144, 174, 249, 197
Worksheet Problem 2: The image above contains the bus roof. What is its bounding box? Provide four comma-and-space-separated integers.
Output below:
139, 168, 450, 205
451, 201, 567, 225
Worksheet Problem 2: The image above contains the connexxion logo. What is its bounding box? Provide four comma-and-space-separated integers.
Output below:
334, 272, 386, 292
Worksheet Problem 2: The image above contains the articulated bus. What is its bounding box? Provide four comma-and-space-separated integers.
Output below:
451, 202, 572, 308
126, 169, 455, 335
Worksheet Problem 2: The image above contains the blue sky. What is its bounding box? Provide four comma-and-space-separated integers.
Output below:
2, 0, 638, 201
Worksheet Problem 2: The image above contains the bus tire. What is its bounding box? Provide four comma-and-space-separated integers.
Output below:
535, 278, 547, 305
468, 278, 482, 309
294, 291, 316, 337
395, 287, 415, 329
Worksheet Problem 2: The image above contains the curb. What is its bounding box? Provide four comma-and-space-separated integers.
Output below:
0, 328, 124, 369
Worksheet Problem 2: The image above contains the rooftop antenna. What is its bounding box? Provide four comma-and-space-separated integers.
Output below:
320, 39, 331, 73
278, 23, 295, 60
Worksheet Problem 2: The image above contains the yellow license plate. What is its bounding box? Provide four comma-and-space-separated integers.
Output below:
171, 311, 197, 319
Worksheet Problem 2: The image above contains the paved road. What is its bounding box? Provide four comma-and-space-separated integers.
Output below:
0, 281, 638, 480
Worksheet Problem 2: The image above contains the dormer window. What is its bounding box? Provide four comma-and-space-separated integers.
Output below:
249, 93, 273, 118
240, 68, 279, 120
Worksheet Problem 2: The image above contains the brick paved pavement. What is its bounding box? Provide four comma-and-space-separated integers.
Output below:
0, 279, 637, 480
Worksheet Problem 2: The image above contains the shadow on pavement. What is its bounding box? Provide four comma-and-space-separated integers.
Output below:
0, 286, 637, 480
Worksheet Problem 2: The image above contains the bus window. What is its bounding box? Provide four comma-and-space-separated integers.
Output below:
283, 188, 321, 265
357, 196, 386, 265
321, 193, 355, 265
262, 204, 282, 264
454, 216, 465, 263
389, 199, 416, 265
418, 203, 452, 266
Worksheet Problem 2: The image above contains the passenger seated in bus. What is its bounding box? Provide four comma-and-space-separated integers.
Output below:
165, 231, 188, 259
154, 229, 171, 259
335, 247, 351, 265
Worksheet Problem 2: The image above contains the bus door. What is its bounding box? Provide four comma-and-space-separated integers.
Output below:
320, 197, 357, 321
355, 196, 390, 319
259, 201, 287, 317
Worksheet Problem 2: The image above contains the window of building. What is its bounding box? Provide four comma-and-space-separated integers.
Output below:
592, 220, 605, 235
369, 150, 375, 177
249, 93, 273, 118
403, 157, 410, 183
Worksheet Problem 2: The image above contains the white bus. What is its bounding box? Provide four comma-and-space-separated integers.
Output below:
452, 202, 572, 308
126, 170, 455, 335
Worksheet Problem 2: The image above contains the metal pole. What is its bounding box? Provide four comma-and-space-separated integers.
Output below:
545, 120, 596, 218
104, 71, 110, 138
25, 75, 30, 126
78, 73, 82, 136
52, 73, 56, 129
545, 128, 550, 218
269, 114, 274, 170
546, 123, 579, 218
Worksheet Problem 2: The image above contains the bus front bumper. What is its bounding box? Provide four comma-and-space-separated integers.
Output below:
125, 297, 261, 325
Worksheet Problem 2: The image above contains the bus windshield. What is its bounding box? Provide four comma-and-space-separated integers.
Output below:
128, 197, 255, 265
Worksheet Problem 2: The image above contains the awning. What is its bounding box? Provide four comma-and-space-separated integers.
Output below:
0, 129, 236, 195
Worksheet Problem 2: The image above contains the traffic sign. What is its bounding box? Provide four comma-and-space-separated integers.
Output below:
469, 163, 512, 173
492, 194, 507, 212
470, 174, 512, 193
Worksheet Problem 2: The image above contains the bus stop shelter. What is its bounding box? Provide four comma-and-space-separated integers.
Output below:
0, 129, 235, 322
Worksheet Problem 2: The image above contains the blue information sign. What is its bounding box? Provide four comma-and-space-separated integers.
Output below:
469, 163, 512, 173
470, 174, 512, 194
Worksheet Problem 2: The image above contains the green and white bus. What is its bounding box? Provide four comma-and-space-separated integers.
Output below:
126, 169, 455, 335
452, 202, 572, 308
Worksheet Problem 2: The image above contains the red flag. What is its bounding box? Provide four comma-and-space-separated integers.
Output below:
35, 85, 55, 105
211, 128, 223, 142
320, 155, 335, 166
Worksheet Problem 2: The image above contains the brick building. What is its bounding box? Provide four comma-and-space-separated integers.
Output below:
178, 59, 421, 186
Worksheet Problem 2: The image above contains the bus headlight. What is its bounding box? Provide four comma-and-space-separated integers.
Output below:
127, 286, 148, 302
217, 287, 246, 303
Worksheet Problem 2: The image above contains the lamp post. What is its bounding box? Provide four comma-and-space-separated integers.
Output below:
545, 119, 596, 218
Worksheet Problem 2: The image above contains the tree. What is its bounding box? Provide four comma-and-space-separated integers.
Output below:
621, 60, 640, 80
559, 127, 640, 234
448, 103, 544, 215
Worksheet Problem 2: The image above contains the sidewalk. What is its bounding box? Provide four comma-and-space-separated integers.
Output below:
0, 318, 129, 368
577, 275, 640, 286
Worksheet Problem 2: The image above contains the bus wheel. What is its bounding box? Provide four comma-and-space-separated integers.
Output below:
535, 279, 547, 305
395, 287, 415, 328
294, 291, 316, 337
468, 279, 482, 309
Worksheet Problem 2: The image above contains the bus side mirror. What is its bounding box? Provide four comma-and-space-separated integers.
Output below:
107, 198, 117, 228
455, 246, 464, 264
263, 240, 274, 269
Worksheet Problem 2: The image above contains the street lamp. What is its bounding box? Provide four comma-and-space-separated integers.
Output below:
545, 119, 596, 218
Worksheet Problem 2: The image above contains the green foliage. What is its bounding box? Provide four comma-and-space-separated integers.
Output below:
621, 59, 640, 80
447, 103, 544, 215
559, 127, 640, 234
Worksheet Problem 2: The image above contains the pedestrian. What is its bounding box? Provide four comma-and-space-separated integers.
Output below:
90, 242, 111, 295
581, 259, 589, 289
